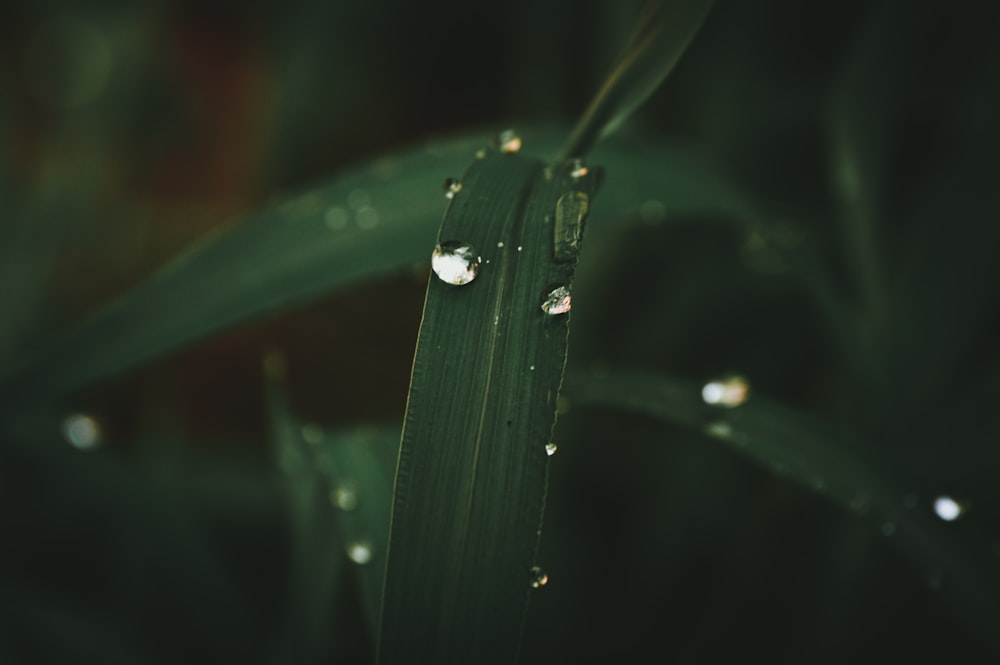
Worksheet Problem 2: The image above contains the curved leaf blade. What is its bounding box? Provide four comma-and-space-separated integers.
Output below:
376, 150, 600, 664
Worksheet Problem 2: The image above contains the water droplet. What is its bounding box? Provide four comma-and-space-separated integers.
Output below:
881, 522, 896, 537
497, 241, 505, 248
443, 177, 462, 199
516, 245, 523, 252
529, 364, 536, 371
496, 129, 522, 154
639, 200, 666, 225
701, 375, 750, 407
705, 421, 732, 439
323, 206, 348, 230
529, 565, 549, 588
554, 192, 589, 262
62, 413, 101, 450
347, 189, 371, 211
475, 148, 486, 159
934, 495, 964, 521
568, 158, 589, 178
356, 207, 379, 230
545, 442, 558, 456
301, 424, 323, 445
540, 285, 572, 315
346, 541, 373, 565
331, 484, 358, 511
432, 241, 480, 285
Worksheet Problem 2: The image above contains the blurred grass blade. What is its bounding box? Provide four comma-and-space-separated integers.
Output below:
566, 367, 1000, 658
0, 128, 760, 415
559, 0, 715, 160
0, 131, 491, 409
324, 426, 397, 637
263, 352, 345, 664
377, 147, 601, 664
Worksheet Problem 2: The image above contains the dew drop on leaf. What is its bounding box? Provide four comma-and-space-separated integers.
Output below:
331, 484, 358, 511
443, 177, 462, 199
529, 565, 549, 588
545, 442, 558, 456
701, 375, 750, 407
432, 241, 480, 285
496, 129, 522, 154
541, 285, 572, 315
346, 541, 373, 565
568, 158, 589, 178
933, 495, 964, 521
62, 413, 101, 450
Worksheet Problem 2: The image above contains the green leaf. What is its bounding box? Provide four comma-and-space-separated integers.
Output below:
566, 367, 1000, 658
0, 129, 764, 418
376, 148, 601, 664
263, 352, 345, 664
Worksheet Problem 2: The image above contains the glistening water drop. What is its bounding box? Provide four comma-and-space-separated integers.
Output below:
432, 241, 480, 285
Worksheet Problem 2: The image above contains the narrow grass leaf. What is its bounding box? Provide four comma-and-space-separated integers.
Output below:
324, 426, 397, 637
566, 367, 1000, 657
377, 147, 601, 664
262, 352, 345, 664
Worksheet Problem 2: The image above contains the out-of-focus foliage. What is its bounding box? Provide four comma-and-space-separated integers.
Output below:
1, 0, 999, 663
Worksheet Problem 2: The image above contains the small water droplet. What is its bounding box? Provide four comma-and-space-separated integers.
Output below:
568, 158, 589, 178
497, 241, 504, 248
62, 413, 101, 450
705, 421, 732, 439
529, 364, 536, 371
545, 442, 558, 456
356, 207, 379, 230
516, 245, 523, 252
541, 285, 572, 315
432, 241, 480, 285
496, 129, 522, 154
475, 148, 487, 159
331, 484, 358, 511
301, 424, 323, 445
881, 522, 896, 537
529, 565, 549, 588
347, 189, 371, 211
324, 206, 349, 230
443, 177, 462, 199
346, 541, 373, 565
934, 495, 964, 521
701, 375, 750, 407
554, 192, 589, 262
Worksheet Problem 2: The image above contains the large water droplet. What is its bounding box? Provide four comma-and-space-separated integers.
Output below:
701, 375, 750, 407
545, 442, 558, 456
432, 241, 480, 285
496, 129, 522, 154
933, 495, 964, 521
346, 541, 373, 565
331, 484, 358, 511
541, 286, 572, 315
554, 192, 589, 262
529, 565, 549, 588
62, 413, 101, 450
443, 177, 462, 199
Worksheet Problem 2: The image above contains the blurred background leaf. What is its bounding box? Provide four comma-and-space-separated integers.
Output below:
1, 0, 999, 663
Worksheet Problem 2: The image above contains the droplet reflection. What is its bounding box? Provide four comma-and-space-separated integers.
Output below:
933, 495, 964, 521
529, 565, 548, 588
431, 241, 480, 285
540, 286, 572, 315
701, 375, 750, 407
346, 542, 373, 565
62, 413, 101, 450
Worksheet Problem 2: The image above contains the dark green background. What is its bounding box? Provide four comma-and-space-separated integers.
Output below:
1, 0, 998, 662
